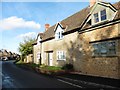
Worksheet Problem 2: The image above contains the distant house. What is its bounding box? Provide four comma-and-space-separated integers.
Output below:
8, 51, 13, 60
0, 49, 20, 60
0, 50, 3, 60
2, 49, 9, 60
33, 0, 120, 79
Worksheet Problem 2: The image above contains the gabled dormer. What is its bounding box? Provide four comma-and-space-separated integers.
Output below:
90, 1, 117, 25
54, 22, 65, 40
36, 33, 43, 45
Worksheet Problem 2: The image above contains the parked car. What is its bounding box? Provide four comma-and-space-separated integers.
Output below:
2, 57, 8, 61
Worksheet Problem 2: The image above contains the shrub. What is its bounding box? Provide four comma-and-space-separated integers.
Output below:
62, 63, 73, 71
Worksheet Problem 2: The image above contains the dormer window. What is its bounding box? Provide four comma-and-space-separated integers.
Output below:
37, 36, 41, 45
55, 24, 64, 40
93, 9, 107, 24
90, 2, 117, 26
100, 9, 106, 21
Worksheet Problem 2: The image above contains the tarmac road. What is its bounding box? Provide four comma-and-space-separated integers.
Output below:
1, 60, 77, 89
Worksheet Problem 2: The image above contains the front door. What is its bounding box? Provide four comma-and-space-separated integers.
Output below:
48, 52, 53, 66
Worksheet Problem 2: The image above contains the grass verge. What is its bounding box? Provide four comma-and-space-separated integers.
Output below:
14, 60, 67, 76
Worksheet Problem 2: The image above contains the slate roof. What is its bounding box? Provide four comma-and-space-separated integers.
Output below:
113, 1, 120, 19
41, 1, 120, 42
41, 7, 91, 41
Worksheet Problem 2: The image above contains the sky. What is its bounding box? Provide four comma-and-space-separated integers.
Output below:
0, 0, 118, 54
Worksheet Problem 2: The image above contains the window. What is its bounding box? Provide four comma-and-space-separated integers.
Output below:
58, 32, 60, 39
100, 9, 107, 21
93, 9, 107, 24
37, 52, 40, 60
108, 42, 116, 55
57, 51, 66, 60
94, 13, 99, 23
55, 31, 63, 40
92, 41, 116, 56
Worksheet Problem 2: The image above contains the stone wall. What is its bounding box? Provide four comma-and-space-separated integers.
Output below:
33, 44, 41, 64
77, 23, 120, 79
41, 23, 120, 79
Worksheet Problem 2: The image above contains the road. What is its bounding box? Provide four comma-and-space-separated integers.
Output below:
1, 60, 120, 89
1, 60, 79, 89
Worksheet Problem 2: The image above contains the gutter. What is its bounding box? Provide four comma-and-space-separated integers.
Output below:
79, 18, 120, 34
40, 37, 54, 43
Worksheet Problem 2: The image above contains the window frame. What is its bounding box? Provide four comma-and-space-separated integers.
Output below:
57, 51, 66, 61
100, 9, 107, 21
92, 41, 117, 57
55, 25, 64, 40
93, 9, 107, 24
94, 13, 99, 23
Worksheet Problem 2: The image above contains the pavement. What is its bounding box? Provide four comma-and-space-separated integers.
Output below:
56, 72, 120, 89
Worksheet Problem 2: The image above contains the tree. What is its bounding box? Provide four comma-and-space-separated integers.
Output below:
18, 37, 35, 60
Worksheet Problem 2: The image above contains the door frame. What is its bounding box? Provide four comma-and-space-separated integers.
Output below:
48, 51, 53, 66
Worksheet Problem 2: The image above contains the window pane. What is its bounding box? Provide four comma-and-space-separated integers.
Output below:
108, 42, 116, 55
101, 15, 106, 21
61, 31, 63, 39
101, 9, 107, 21
100, 42, 107, 55
94, 13, 98, 17
93, 44, 100, 56
94, 13, 99, 23
58, 32, 60, 39
101, 9, 106, 16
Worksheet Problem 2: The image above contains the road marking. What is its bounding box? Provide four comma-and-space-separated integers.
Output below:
57, 76, 118, 88
57, 79, 83, 88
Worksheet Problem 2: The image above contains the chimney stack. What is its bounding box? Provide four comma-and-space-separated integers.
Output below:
90, 0, 96, 7
90, 0, 102, 7
45, 24, 50, 31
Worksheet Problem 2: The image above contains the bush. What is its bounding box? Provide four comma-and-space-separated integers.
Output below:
62, 63, 73, 71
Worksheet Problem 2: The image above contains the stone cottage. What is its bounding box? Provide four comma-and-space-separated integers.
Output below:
33, 0, 120, 79
33, 32, 44, 64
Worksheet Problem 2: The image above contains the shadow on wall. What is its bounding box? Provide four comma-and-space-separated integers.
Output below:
64, 34, 92, 72
63, 24, 120, 79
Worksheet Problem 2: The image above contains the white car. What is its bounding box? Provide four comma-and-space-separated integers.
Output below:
2, 57, 8, 61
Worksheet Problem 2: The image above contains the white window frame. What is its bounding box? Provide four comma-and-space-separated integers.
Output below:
94, 13, 99, 23
55, 25, 64, 40
93, 9, 107, 24
57, 51, 66, 60
55, 31, 63, 40
100, 9, 107, 21
37, 52, 40, 60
